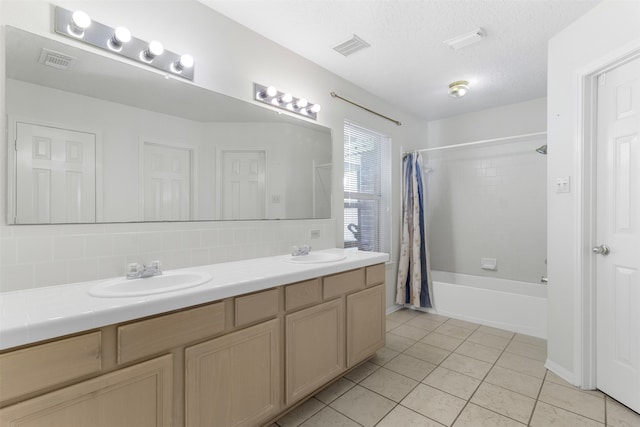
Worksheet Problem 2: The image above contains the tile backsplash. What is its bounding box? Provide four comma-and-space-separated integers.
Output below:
0, 219, 335, 292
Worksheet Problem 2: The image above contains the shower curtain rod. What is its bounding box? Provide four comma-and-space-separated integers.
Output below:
404, 131, 547, 155
330, 92, 402, 126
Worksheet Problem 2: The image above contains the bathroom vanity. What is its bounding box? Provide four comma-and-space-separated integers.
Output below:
0, 250, 387, 427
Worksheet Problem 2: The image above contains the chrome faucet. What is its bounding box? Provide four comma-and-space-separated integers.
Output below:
292, 245, 311, 256
126, 260, 162, 279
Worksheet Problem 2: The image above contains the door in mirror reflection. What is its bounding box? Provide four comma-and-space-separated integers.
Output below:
142, 142, 192, 221
16, 122, 96, 224
222, 150, 266, 220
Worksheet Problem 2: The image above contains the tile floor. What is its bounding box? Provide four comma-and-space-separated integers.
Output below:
271, 309, 640, 427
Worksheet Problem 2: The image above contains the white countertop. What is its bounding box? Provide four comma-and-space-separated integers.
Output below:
0, 249, 388, 350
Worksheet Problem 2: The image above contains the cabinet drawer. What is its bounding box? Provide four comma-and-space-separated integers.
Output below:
323, 269, 365, 300
285, 279, 322, 311
366, 263, 385, 287
0, 332, 102, 403
118, 302, 225, 364
235, 289, 279, 327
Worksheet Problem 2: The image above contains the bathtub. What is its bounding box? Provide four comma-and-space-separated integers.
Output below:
429, 270, 547, 339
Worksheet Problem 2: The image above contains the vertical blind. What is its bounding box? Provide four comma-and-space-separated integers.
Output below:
343, 121, 391, 253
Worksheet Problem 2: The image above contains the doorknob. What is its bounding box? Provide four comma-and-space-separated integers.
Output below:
592, 244, 611, 255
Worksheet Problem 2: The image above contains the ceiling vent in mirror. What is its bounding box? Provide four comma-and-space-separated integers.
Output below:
333, 34, 371, 57
39, 48, 75, 70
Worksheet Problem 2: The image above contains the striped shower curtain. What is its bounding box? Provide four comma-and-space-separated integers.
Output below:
396, 152, 433, 308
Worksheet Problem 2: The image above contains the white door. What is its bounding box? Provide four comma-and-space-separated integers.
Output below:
15, 123, 96, 224
595, 56, 640, 412
221, 151, 265, 220
143, 143, 191, 221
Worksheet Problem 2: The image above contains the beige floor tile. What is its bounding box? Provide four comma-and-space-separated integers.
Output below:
467, 330, 511, 350
445, 318, 480, 331
314, 377, 356, 404
377, 405, 443, 427
370, 346, 400, 366
300, 406, 361, 427
344, 361, 379, 383
453, 403, 526, 427
484, 365, 543, 399
530, 401, 604, 427
390, 324, 430, 341
477, 325, 516, 339
544, 370, 572, 386
434, 323, 475, 340
330, 385, 395, 427
420, 332, 464, 351
386, 319, 402, 332
513, 333, 546, 347
415, 312, 450, 323
454, 341, 502, 364
360, 367, 419, 402
404, 342, 451, 365
406, 316, 443, 332
387, 309, 419, 323
471, 382, 536, 424
496, 351, 546, 379
606, 397, 640, 427
401, 384, 467, 426
441, 353, 493, 380
422, 366, 481, 400
505, 340, 547, 362
385, 353, 437, 381
276, 398, 325, 427
386, 332, 417, 352
538, 381, 605, 423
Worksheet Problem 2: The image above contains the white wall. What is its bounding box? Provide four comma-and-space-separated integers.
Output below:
546, 0, 640, 384
0, 0, 428, 294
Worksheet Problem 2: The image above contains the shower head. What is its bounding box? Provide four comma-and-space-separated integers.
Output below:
536, 144, 547, 155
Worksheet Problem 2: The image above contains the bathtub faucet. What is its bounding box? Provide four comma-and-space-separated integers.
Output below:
126, 260, 162, 279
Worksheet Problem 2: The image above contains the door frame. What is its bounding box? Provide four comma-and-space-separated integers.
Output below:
138, 137, 198, 221
577, 45, 640, 390
7, 115, 103, 223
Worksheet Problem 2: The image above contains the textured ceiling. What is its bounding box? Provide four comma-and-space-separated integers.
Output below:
199, 0, 600, 121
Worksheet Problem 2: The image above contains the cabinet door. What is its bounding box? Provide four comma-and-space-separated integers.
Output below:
286, 298, 345, 405
347, 284, 386, 367
185, 319, 280, 427
0, 355, 172, 427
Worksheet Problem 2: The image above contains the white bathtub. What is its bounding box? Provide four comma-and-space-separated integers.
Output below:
430, 271, 547, 339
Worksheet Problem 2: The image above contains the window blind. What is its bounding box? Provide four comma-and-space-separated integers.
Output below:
343, 121, 391, 253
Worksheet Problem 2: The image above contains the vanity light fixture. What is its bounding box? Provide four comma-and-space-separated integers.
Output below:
54, 6, 195, 80
254, 83, 321, 120
448, 80, 469, 98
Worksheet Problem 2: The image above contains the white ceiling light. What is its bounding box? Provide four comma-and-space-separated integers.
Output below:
449, 80, 469, 98
444, 28, 485, 50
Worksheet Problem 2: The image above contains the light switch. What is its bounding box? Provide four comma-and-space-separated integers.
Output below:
556, 176, 571, 193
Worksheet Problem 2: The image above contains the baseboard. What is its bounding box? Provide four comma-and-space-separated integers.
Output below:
545, 358, 578, 387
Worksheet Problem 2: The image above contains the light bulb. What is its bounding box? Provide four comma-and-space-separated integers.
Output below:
278, 92, 293, 104
258, 86, 277, 99
448, 80, 469, 98
108, 27, 131, 51
172, 54, 194, 73
309, 104, 321, 113
141, 40, 164, 62
295, 98, 308, 109
68, 10, 91, 37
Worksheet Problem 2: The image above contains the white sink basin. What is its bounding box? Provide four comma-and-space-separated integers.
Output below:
89, 271, 212, 298
284, 252, 347, 264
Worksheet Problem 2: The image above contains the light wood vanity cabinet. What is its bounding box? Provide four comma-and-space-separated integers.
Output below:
185, 319, 280, 427
0, 263, 386, 427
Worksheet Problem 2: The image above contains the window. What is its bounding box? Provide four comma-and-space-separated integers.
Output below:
343, 121, 391, 253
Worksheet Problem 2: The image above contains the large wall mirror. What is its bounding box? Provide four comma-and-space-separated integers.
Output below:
5, 27, 332, 224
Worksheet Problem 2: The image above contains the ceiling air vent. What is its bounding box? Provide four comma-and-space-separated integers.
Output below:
333, 34, 371, 57
38, 48, 75, 70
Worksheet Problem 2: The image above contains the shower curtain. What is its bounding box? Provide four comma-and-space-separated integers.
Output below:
396, 152, 433, 308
